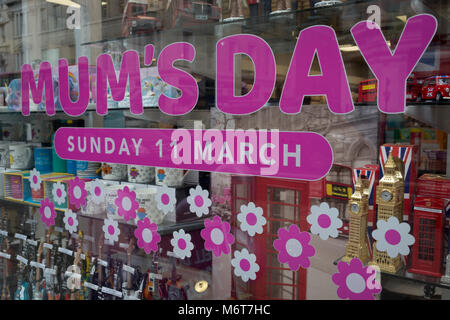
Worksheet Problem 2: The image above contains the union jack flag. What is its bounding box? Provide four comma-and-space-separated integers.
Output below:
379, 145, 416, 221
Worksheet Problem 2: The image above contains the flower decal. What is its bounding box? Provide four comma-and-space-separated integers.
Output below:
114, 186, 139, 222
52, 181, 67, 205
134, 217, 161, 254
332, 258, 382, 300
171, 229, 194, 259
187, 185, 212, 217
68, 177, 87, 209
156, 185, 176, 215
273, 224, 315, 271
90, 179, 105, 205
231, 249, 260, 282
200, 216, 234, 257
237, 202, 266, 236
102, 217, 121, 243
29, 168, 42, 192
372, 216, 415, 258
307, 202, 343, 240
63, 209, 78, 234
39, 198, 57, 228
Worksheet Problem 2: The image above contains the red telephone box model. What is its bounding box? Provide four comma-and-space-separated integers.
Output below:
409, 197, 445, 278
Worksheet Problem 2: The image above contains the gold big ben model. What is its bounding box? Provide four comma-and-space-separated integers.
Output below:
342, 176, 370, 264
369, 150, 404, 274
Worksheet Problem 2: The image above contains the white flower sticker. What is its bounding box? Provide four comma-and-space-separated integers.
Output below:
170, 229, 194, 259
307, 202, 343, 240
237, 202, 266, 236
156, 185, 176, 215
52, 181, 67, 205
187, 185, 212, 217
102, 217, 121, 243
29, 168, 42, 192
90, 179, 106, 204
231, 248, 260, 282
63, 209, 78, 234
372, 216, 415, 258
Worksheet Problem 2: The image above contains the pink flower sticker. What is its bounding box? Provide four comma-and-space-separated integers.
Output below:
68, 177, 87, 209
134, 217, 161, 254
332, 258, 382, 300
39, 198, 57, 228
273, 224, 315, 271
114, 186, 139, 222
200, 216, 234, 257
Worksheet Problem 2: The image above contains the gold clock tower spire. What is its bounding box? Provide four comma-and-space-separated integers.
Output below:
369, 150, 404, 273
342, 176, 370, 264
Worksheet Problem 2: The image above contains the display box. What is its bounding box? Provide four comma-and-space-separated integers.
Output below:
416, 174, 450, 199
379, 144, 419, 222
43, 174, 79, 210
352, 164, 379, 228
3, 170, 27, 201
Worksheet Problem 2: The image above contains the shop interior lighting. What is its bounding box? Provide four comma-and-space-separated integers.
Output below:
194, 280, 209, 293
46, 0, 81, 8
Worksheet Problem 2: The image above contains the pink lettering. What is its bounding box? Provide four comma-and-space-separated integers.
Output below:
21, 61, 54, 116
351, 14, 437, 113
157, 42, 198, 115
280, 26, 354, 114
59, 57, 90, 116
96, 50, 142, 115
216, 34, 276, 115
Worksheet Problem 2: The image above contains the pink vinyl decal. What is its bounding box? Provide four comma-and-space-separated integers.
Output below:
114, 186, 139, 222
21, 61, 55, 116
54, 128, 333, 181
68, 177, 87, 209
96, 50, 143, 115
216, 34, 275, 115
59, 57, 90, 116
351, 14, 437, 114
332, 258, 382, 300
134, 217, 161, 254
273, 224, 315, 271
200, 215, 234, 257
157, 42, 198, 115
280, 26, 354, 115
39, 198, 57, 228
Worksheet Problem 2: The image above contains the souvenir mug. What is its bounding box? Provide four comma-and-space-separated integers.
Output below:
134, 188, 165, 225
34, 147, 53, 173
81, 181, 105, 216
9, 144, 33, 170
101, 163, 127, 181
106, 185, 134, 221
1, 122, 23, 141
67, 160, 77, 174
127, 165, 154, 184
155, 167, 187, 187
25, 121, 52, 143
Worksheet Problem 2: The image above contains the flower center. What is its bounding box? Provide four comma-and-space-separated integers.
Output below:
161, 194, 170, 205
385, 229, 401, 246
194, 195, 204, 207
239, 258, 251, 272
73, 186, 82, 199
33, 176, 38, 184
142, 228, 153, 243
108, 225, 115, 235
68, 217, 74, 226
210, 228, 224, 245
346, 273, 366, 294
317, 214, 331, 229
246, 213, 257, 226
285, 238, 303, 258
56, 189, 62, 198
44, 207, 52, 219
177, 238, 187, 250
94, 186, 101, 197
122, 197, 132, 211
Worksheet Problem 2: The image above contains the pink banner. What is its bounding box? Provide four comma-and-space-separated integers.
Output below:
54, 128, 333, 181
